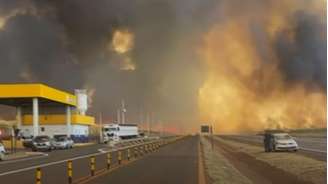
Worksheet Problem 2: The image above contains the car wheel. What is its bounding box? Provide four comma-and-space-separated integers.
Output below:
272, 145, 276, 152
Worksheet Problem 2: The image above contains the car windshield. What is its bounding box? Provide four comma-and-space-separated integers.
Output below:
54, 137, 67, 142
274, 134, 292, 140
34, 136, 50, 142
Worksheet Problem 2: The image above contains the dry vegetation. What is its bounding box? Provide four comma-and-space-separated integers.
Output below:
200, 137, 252, 184
214, 137, 326, 184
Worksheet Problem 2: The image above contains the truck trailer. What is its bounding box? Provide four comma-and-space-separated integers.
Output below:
102, 124, 138, 143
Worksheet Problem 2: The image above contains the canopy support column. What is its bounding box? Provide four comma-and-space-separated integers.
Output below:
16, 106, 22, 129
32, 98, 39, 137
66, 105, 71, 137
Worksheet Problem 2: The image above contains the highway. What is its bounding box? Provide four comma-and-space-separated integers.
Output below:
219, 135, 327, 161
0, 137, 163, 183
83, 136, 199, 184
0, 136, 195, 184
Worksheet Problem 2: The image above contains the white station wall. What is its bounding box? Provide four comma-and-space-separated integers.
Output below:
20, 125, 89, 138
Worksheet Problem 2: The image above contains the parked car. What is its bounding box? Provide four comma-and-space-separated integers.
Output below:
264, 131, 298, 152
22, 136, 34, 148
52, 136, 74, 149
0, 142, 5, 161
31, 135, 54, 152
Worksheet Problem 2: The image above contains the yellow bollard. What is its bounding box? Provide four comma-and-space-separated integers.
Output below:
36, 168, 41, 184
107, 153, 111, 170
90, 156, 95, 176
127, 149, 131, 160
118, 151, 122, 164
67, 160, 73, 184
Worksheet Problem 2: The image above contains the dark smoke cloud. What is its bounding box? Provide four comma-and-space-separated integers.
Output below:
0, 0, 219, 129
0, 0, 325, 131
275, 11, 327, 91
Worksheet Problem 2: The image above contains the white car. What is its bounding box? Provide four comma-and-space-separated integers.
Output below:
272, 133, 299, 151
0, 142, 6, 161
52, 136, 74, 149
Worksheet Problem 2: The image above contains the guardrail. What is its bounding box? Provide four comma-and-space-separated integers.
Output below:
0, 136, 186, 184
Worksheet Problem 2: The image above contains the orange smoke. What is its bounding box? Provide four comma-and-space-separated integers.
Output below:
198, 0, 326, 133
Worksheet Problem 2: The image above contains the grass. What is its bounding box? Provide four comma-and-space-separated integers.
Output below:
215, 137, 326, 184
200, 136, 252, 184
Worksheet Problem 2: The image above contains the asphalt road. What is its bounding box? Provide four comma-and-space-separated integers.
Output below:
219, 135, 327, 161
0, 143, 111, 184
84, 136, 199, 184
0, 137, 164, 184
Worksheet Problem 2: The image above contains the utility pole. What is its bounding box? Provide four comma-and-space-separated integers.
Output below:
121, 99, 126, 124
117, 109, 121, 124
147, 112, 150, 136
211, 124, 214, 150
99, 112, 103, 143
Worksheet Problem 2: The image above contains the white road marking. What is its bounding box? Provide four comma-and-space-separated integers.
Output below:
0, 153, 48, 165
299, 147, 327, 153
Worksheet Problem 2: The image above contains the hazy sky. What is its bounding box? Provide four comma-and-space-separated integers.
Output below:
0, 0, 326, 133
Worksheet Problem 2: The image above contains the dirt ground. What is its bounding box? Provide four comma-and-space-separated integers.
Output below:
203, 136, 326, 184
214, 136, 326, 184
200, 137, 252, 184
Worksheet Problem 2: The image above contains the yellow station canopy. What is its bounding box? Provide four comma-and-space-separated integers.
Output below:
0, 83, 76, 107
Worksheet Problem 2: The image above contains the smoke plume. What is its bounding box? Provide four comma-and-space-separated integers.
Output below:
0, 0, 325, 133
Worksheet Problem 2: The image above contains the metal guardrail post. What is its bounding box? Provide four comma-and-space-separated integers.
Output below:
134, 147, 138, 158
90, 156, 95, 176
127, 149, 130, 161
118, 151, 122, 165
107, 153, 111, 170
139, 146, 143, 156
67, 160, 73, 184
36, 168, 41, 184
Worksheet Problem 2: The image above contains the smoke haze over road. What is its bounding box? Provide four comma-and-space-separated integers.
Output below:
0, 0, 326, 133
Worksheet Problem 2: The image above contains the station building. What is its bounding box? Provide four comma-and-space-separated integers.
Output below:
0, 84, 95, 143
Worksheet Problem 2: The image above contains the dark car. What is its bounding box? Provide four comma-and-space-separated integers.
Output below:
31, 135, 53, 151
22, 136, 34, 148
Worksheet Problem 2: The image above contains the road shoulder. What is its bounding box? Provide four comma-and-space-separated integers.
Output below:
214, 137, 326, 184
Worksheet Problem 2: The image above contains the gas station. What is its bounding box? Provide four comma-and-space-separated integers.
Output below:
0, 84, 95, 142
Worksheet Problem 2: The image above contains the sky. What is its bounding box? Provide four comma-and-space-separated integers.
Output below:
0, 0, 326, 133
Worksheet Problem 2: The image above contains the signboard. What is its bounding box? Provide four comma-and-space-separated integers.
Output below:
200, 125, 210, 133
